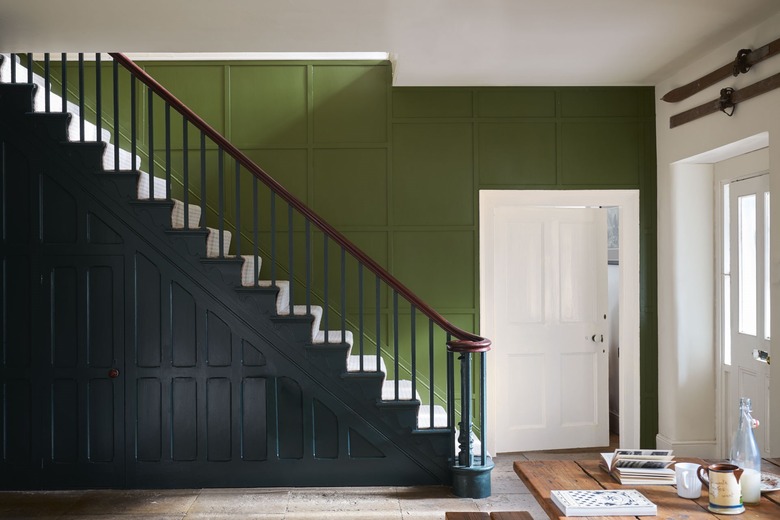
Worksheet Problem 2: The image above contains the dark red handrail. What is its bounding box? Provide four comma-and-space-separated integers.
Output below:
110, 53, 489, 351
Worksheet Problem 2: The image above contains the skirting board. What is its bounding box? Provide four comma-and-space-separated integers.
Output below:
656, 434, 717, 458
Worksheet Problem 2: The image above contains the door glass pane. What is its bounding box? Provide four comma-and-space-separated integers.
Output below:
723, 184, 731, 365
738, 194, 757, 336
765, 192, 771, 340
724, 273, 731, 365
723, 184, 730, 275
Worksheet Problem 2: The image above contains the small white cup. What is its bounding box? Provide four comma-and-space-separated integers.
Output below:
676, 462, 702, 499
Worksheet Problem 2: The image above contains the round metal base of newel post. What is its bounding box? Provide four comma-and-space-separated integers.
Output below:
451, 458, 494, 499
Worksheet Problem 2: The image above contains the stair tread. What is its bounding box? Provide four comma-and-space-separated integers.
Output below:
238, 254, 262, 287
381, 380, 420, 401
313, 329, 353, 346
205, 227, 232, 258
347, 355, 386, 373
171, 199, 202, 230
418, 405, 448, 428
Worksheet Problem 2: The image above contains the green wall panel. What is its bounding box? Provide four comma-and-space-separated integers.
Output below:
393, 123, 473, 226
393, 89, 473, 118
230, 65, 308, 148
313, 65, 388, 144
478, 122, 557, 185
559, 88, 646, 118
476, 89, 556, 118
393, 231, 474, 309
242, 149, 309, 232
313, 149, 387, 227
143, 65, 225, 149
313, 230, 390, 313
560, 122, 642, 186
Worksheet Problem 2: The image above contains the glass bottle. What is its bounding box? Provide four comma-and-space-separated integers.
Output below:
729, 397, 761, 504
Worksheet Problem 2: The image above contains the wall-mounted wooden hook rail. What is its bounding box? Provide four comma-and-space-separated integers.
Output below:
662, 35, 780, 102
670, 70, 780, 128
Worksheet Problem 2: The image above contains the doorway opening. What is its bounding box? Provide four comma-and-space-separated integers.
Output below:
479, 190, 640, 454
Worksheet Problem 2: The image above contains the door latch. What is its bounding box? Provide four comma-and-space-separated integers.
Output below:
753, 349, 771, 365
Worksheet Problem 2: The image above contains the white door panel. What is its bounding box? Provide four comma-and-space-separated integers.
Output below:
493, 206, 608, 452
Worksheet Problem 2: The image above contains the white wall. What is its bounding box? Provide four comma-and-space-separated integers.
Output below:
655, 13, 780, 457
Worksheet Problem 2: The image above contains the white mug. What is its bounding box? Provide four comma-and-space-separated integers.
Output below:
675, 462, 702, 499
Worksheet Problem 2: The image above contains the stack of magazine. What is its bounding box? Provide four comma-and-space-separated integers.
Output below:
599, 449, 675, 485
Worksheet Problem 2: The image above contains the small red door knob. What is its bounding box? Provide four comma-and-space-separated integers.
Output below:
108, 368, 120, 378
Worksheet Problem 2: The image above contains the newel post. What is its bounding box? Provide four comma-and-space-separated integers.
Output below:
447, 337, 493, 499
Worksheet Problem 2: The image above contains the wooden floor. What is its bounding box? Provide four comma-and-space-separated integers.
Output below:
0, 436, 630, 520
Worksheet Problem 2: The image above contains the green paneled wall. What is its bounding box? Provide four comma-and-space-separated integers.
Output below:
109, 60, 657, 446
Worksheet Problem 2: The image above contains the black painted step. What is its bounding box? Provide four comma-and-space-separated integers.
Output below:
0, 82, 36, 114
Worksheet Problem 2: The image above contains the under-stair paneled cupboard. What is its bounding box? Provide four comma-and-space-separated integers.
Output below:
0, 53, 656, 494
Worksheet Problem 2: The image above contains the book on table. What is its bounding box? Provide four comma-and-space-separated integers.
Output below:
599, 448, 675, 485
550, 489, 657, 517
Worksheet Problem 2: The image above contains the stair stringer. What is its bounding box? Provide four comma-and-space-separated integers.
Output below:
0, 89, 453, 488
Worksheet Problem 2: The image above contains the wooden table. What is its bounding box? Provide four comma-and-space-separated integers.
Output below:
514, 458, 780, 519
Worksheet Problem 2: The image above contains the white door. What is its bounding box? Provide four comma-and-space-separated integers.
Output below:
492, 206, 609, 452
726, 174, 771, 456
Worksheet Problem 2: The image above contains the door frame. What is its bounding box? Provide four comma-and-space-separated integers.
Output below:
479, 189, 641, 453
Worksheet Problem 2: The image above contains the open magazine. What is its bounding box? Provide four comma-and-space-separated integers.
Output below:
599, 449, 675, 485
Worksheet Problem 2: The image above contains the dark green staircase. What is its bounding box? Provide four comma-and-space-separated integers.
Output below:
0, 53, 492, 496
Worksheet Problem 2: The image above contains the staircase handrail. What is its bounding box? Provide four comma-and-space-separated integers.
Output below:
110, 52, 490, 352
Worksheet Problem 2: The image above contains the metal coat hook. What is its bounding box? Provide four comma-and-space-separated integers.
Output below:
719, 87, 736, 116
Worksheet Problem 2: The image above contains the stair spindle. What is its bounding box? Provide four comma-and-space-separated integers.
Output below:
130, 75, 137, 170
235, 160, 241, 255
165, 103, 171, 198
218, 148, 224, 257
182, 116, 189, 227
253, 176, 259, 287
200, 132, 207, 229
305, 220, 311, 313
61, 53, 67, 113
358, 263, 364, 371
95, 54, 101, 138
429, 319, 435, 427
112, 59, 118, 170
270, 192, 276, 285
393, 291, 399, 400
340, 246, 346, 344
375, 275, 381, 372
323, 234, 328, 339
43, 53, 50, 112
148, 89, 154, 199
288, 203, 294, 310
411, 305, 417, 404
78, 53, 84, 141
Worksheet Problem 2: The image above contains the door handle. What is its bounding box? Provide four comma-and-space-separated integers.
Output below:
591, 334, 604, 343
753, 349, 770, 365
108, 368, 120, 378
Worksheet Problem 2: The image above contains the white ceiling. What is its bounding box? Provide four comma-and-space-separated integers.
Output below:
2, 0, 780, 86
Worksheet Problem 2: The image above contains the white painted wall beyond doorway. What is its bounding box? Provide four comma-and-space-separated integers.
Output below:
479, 190, 640, 454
